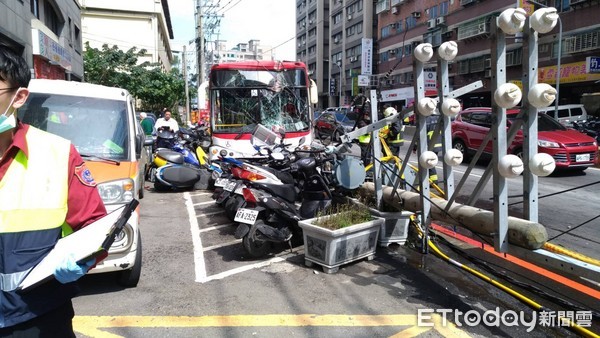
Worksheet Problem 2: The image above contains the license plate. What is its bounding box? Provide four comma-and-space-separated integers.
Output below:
234, 208, 259, 225
224, 180, 238, 192
214, 177, 228, 187
576, 154, 590, 162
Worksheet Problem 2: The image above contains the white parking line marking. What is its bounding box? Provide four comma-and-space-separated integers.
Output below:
202, 239, 241, 252
184, 192, 207, 281
197, 210, 224, 217
189, 191, 213, 197
198, 256, 286, 283
193, 200, 216, 207
199, 223, 234, 233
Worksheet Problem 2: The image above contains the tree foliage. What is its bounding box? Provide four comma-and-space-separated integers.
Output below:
83, 42, 190, 115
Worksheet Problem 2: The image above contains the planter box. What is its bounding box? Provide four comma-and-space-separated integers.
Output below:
368, 208, 413, 247
298, 214, 384, 274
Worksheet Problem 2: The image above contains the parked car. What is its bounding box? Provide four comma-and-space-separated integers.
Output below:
314, 110, 357, 143
538, 104, 588, 127
19, 79, 153, 286
451, 107, 598, 171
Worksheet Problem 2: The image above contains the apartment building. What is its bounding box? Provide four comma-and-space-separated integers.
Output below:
208, 39, 275, 65
79, 0, 174, 72
296, 0, 600, 110
1, 0, 84, 81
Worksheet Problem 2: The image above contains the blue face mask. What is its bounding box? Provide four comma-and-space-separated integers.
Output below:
0, 92, 18, 134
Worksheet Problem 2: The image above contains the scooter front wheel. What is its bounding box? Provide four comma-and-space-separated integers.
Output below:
242, 220, 271, 258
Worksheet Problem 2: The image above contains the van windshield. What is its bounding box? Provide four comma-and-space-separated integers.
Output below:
18, 93, 130, 161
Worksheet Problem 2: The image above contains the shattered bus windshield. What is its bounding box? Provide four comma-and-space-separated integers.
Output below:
210, 69, 311, 133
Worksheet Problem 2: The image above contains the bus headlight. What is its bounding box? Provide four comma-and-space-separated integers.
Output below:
97, 178, 135, 205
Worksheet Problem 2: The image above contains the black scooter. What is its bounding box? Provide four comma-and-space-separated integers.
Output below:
233, 151, 335, 258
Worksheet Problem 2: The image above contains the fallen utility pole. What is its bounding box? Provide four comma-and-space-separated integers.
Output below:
359, 182, 548, 250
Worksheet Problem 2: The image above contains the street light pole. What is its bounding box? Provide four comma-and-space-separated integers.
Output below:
334, 61, 342, 106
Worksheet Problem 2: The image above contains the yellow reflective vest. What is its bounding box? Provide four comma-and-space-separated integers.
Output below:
0, 126, 74, 328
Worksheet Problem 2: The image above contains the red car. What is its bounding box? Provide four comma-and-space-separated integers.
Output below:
451, 107, 598, 170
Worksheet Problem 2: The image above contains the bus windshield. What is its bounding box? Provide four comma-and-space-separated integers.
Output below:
210, 68, 311, 134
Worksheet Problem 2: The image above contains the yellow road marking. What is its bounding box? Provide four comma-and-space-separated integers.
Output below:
74, 314, 470, 338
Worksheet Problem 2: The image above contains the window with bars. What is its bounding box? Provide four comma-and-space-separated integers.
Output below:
506, 48, 522, 66
458, 60, 469, 74
457, 17, 487, 40
563, 30, 600, 54
470, 57, 485, 72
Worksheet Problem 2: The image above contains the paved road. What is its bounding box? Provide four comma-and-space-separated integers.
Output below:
70, 185, 592, 337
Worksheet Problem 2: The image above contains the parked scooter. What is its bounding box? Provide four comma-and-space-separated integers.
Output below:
232, 147, 345, 258
150, 125, 213, 191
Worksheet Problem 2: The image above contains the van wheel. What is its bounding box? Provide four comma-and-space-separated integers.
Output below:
118, 233, 142, 287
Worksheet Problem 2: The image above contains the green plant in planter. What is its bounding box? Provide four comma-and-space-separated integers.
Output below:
314, 204, 372, 230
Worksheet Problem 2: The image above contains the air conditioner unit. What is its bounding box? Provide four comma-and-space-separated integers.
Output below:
309, 20, 314, 25
390, 23, 397, 28
391, 7, 399, 15
389, 49, 396, 55
387, 79, 395, 85
347, 14, 352, 20
478, 23, 486, 34
484, 69, 492, 78
302, 22, 306, 27
350, 56, 358, 62
460, 0, 475, 5
412, 11, 421, 18
436, 16, 446, 25
334, 37, 340, 44
427, 19, 436, 29
484, 58, 491, 68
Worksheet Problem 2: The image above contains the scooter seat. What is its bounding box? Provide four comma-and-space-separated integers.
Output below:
160, 165, 201, 187
259, 166, 295, 184
252, 182, 297, 204
156, 149, 184, 164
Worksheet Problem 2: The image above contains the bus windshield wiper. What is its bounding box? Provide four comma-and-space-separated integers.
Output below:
80, 153, 121, 165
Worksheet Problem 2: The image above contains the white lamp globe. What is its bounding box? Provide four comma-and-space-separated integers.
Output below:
414, 43, 434, 62
444, 148, 464, 166
418, 97, 438, 116
441, 98, 462, 117
528, 83, 556, 108
419, 151, 439, 169
530, 7, 559, 34
498, 154, 524, 178
438, 41, 458, 61
497, 8, 527, 35
494, 83, 522, 109
529, 153, 556, 176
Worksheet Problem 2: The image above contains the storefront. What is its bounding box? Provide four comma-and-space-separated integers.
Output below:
538, 59, 600, 105
31, 29, 72, 80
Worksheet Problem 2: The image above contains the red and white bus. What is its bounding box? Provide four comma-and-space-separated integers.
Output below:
207, 60, 318, 160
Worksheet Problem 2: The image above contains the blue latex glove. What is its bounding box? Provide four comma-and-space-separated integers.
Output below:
53, 253, 95, 284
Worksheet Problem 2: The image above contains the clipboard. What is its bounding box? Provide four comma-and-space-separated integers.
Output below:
17, 199, 139, 292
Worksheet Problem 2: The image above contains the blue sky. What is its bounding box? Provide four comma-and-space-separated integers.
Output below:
168, 0, 296, 60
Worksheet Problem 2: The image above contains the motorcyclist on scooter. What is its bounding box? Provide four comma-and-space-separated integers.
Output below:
154, 110, 179, 149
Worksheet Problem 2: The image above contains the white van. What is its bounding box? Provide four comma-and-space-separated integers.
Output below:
538, 104, 588, 127
19, 79, 152, 287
